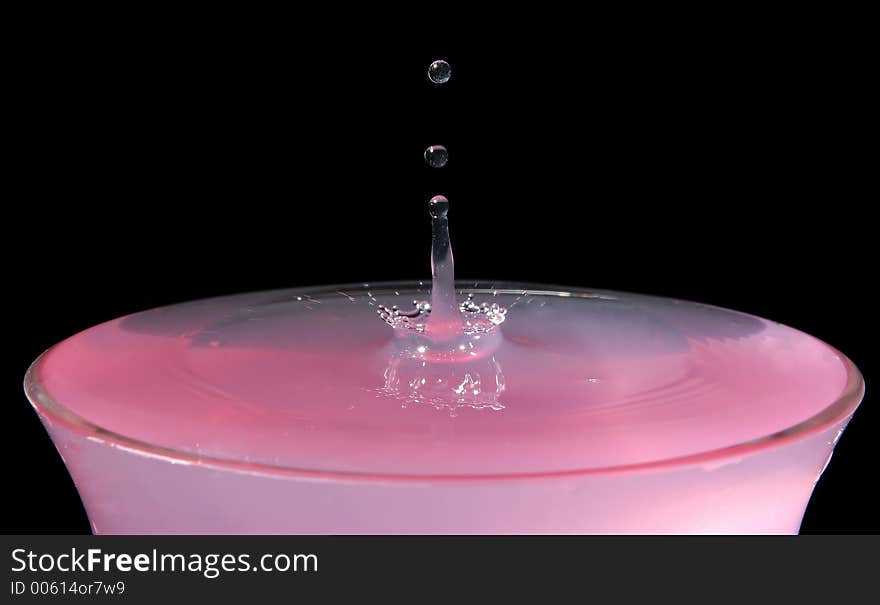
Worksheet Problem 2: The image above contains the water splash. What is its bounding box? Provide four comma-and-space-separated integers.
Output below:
426, 195, 460, 340
377, 196, 507, 342
459, 293, 508, 333
377, 300, 432, 334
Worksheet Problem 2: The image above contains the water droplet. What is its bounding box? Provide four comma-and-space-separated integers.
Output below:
428, 195, 449, 219
427, 60, 451, 84
424, 145, 448, 168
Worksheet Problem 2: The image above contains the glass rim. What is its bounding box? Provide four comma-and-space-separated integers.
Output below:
23, 280, 866, 482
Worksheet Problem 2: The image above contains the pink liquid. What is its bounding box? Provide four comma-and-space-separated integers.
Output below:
26, 282, 862, 533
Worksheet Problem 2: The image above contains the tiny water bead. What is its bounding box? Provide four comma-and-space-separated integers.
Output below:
427, 59, 451, 84
424, 145, 449, 168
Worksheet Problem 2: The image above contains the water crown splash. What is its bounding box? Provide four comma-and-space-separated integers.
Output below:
377, 197, 507, 356
374, 195, 508, 413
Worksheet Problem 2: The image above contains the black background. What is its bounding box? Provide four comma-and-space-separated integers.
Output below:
4, 26, 875, 533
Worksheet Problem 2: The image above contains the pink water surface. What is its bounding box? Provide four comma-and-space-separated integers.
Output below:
34, 283, 852, 474
27, 283, 862, 533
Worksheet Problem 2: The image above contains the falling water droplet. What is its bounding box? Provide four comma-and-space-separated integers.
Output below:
424, 145, 449, 168
427, 60, 451, 84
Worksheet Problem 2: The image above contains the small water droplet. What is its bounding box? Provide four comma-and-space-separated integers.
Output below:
424, 145, 448, 168
428, 195, 449, 219
427, 59, 451, 84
